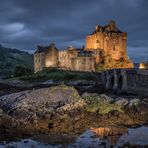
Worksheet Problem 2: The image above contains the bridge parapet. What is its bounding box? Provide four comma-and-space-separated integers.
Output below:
101, 69, 148, 97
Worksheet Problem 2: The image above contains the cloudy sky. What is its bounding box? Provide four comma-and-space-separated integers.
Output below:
0, 0, 148, 62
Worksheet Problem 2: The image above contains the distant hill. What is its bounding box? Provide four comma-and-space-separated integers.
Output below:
0, 44, 33, 77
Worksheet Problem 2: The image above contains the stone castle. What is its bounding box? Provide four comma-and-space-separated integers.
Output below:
34, 21, 134, 73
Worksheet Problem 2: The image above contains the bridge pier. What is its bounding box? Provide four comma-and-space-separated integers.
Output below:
101, 68, 148, 97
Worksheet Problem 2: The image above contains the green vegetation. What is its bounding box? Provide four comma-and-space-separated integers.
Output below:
83, 95, 123, 114
0, 44, 33, 78
95, 63, 105, 72
14, 65, 34, 77
20, 68, 96, 82
85, 102, 123, 114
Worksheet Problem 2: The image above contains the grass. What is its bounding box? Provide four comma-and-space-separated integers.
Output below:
85, 102, 123, 114
83, 94, 123, 114
19, 68, 96, 82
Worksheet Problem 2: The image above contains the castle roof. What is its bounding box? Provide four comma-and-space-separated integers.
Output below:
34, 43, 58, 54
75, 48, 93, 57
91, 21, 122, 35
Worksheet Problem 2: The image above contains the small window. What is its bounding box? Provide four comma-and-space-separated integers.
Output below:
113, 44, 116, 51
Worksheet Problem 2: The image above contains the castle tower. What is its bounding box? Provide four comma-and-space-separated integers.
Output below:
45, 43, 59, 68
34, 43, 59, 73
86, 21, 127, 61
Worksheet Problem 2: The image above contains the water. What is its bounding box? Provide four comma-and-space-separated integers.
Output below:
0, 126, 148, 148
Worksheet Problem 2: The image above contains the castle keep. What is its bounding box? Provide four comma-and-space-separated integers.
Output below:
34, 21, 133, 73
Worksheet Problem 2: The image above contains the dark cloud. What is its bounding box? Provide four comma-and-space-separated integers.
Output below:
0, 0, 148, 62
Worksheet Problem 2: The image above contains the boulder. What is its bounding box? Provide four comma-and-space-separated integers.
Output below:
129, 99, 141, 107
142, 98, 148, 104
115, 98, 129, 107
82, 92, 99, 98
99, 94, 114, 103
41, 80, 54, 85
0, 85, 83, 123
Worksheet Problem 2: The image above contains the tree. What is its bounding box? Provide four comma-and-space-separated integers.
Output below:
14, 65, 34, 77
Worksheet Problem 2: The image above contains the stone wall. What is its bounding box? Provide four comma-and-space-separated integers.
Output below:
44, 44, 58, 68
125, 69, 148, 96
34, 21, 134, 72
86, 21, 127, 61
71, 57, 95, 72
59, 49, 95, 72
58, 49, 78, 70
34, 52, 45, 73
102, 69, 148, 97
85, 21, 134, 69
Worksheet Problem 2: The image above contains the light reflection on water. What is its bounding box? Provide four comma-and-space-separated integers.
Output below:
0, 126, 148, 148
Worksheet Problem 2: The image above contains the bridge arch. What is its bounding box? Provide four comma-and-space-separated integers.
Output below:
117, 75, 123, 90
109, 75, 114, 89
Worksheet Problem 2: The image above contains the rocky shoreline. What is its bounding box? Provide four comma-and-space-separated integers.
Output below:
0, 84, 148, 142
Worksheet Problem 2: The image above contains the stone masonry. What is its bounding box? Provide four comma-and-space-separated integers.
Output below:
34, 21, 133, 73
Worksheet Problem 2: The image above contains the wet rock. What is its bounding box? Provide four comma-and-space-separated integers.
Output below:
142, 98, 148, 104
82, 92, 99, 98
99, 94, 114, 103
0, 85, 83, 124
41, 80, 54, 85
129, 99, 141, 107
57, 99, 86, 112
115, 98, 129, 107
8, 80, 24, 86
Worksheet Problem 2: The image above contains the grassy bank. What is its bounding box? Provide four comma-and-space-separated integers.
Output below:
19, 68, 98, 82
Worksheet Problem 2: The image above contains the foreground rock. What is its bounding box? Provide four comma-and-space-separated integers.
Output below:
0, 85, 85, 122
0, 85, 148, 137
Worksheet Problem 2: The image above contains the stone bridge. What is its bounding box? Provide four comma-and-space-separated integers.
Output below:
101, 69, 148, 97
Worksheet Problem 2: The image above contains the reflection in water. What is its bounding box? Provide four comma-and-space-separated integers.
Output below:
91, 127, 128, 145
0, 126, 147, 148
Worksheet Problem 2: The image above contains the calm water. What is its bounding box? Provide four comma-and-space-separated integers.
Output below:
0, 126, 148, 148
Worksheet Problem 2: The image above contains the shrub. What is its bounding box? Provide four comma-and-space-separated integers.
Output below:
95, 63, 105, 72
20, 69, 96, 82
14, 65, 34, 77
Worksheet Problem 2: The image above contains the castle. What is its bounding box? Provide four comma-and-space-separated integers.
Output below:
34, 21, 134, 73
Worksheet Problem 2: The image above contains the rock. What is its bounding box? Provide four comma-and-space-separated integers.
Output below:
142, 98, 148, 104
0, 85, 82, 124
68, 80, 95, 86
99, 94, 114, 103
82, 92, 99, 98
8, 80, 24, 86
129, 99, 141, 107
0, 90, 29, 111
30, 113, 38, 124
57, 99, 86, 112
115, 98, 129, 107
41, 80, 54, 85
